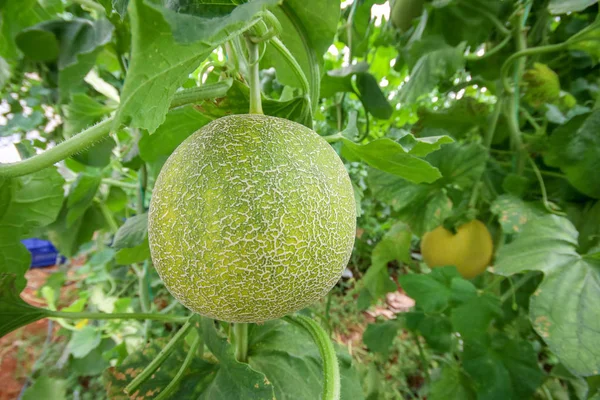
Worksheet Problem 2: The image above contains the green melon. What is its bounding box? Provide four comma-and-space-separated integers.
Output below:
148, 114, 356, 323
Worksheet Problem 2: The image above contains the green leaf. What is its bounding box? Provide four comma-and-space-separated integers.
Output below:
0, 112, 45, 137
114, 0, 278, 133
48, 204, 108, 258
22, 376, 67, 400
399, 267, 474, 314
397, 132, 454, 157
495, 215, 600, 376
197, 79, 311, 127
0, 0, 63, 60
68, 326, 102, 358
429, 365, 475, 400
361, 222, 412, 306
567, 201, 600, 254
106, 186, 128, 213
0, 274, 50, 338
16, 18, 114, 99
0, 55, 10, 90
103, 337, 219, 399
70, 338, 115, 377
115, 239, 151, 264
368, 141, 486, 235
414, 97, 489, 138
544, 111, 600, 198
567, 19, 600, 64
201, 318, 275, 398
363, 320, 403, 358
490, 194, 547, 234
355, 72, 393, 120
369, 168, 452, 236
462, 334, 544, 400
62, 93, 116, 137
248, 319, 364, 400
112, 214, 147, 250
341, 138, 443, 184
262, 0, 340, 107
139, 105, 212, 163
66, 174, 101, 227
0, 228, 30, 292
549, 0, 598, 14
405, 312, 454, 352
320, 62, 368, 98
0, 167, 65, 237
71, 136, 116, 168
451, 294, 503, 344
399, 43, 466, 104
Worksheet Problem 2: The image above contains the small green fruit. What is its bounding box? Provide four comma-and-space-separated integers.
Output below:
522, 63, 561, 108
391, 0, 424, 32
148, 114, 356, 323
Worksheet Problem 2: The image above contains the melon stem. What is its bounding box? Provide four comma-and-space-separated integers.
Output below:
245, 36, 264, 115
233, 322, 249, 363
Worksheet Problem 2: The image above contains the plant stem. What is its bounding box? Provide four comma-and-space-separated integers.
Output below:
0, 81, 232, 178
269, 37, 311, 102
501, 43, 568, 93
527, 157, 566, 216
500, 272, 536, 303
284, 315, 340, 400
413, 333, 431, 383
505, 9, 530, 175
97, 200, 119, 233
155, 335, 202, 400
125, 317, 194, 395
46, 310, 187, 323
244, 36, 263, 115
484, 94, 503, 149
465, 35, 512, 61
459, 1, 510, 36
233, 323, 249, 363
71, 0, 105, 13
101, 178, 138, 190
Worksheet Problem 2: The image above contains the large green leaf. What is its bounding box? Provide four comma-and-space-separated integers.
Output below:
139, 105, 212, 162
462, 334, 545, 400
544, 111, 600, 198
429, 366, 475, 400
0, 0, 63, 60
248, 319, 364, 400
369, 142, 486, 235
22, 376, 67, 400
197, 79, 311, 127
360, 222, 412, 307
341, 137, 448, 184
0, 167, 64, 236
16, 18, 113, 99
490, 194, 547, 235
495, 215, 600, 376
48, 204, 108, 258
0, 274, 51, 338
549, 0, 598, 14
62, 93, 116, 137
66, 174, 102, 227
261, 0, 340, 108
114, 0, 278, 133
399, 43, 466, 104
112, 214, 150, 264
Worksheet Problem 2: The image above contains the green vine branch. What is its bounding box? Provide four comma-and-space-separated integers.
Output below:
244, 35, 264, 115
155, 335, 202, 400
283, 314, 340, 400
47, 309, 187, 323
233, 323, 249, 363
0, 80, 233, 178
125, 316, 194, 395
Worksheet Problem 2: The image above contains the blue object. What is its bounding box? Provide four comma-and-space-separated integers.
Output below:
21, 238, 66, 268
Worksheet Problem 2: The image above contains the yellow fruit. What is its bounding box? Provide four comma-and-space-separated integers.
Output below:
391, 0, 424, 32
148, 114, 356, 323
420, 220, 493, 279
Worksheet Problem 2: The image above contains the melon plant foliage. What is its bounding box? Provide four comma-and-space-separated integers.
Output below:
0, 0, 599, 399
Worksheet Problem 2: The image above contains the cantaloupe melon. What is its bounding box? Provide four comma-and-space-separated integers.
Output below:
148, 114, 356, 322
